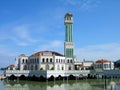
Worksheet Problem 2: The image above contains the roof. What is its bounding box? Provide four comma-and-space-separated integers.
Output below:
30, 50, 64, 57
19, 54, 26, 57
96, 59, 110, 63
64, 12, 73, 17
9, 64, 15, 67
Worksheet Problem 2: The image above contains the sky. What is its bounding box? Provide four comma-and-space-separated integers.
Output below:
0, 0, 120, 67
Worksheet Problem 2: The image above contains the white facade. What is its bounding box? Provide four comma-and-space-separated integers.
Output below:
15, 54, 28, 70
20, 51, 66, 71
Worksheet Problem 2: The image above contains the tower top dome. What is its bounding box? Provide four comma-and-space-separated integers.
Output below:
64, 12, 73, 18
64, 12, 73, 24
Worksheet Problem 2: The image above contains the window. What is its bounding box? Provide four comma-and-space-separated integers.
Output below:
46, 58, 48, 63
62, 66, 64, 70
26, 59, 28, 63
37, 58, 39, 63
56, 59, 58, 63
34, 58, 36, 63
42, 58, 45, 63
67, 59, 69, 63
69, 66, 71, 70
22, 59, 24, 63
50, 58, 52, 62
61, 59, 62, 63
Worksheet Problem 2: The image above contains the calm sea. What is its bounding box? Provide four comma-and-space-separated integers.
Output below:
0, 79, 120, 90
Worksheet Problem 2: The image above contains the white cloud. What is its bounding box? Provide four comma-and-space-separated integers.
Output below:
0, 23, 38, 46
64, 0, 101, 12
12, 25, 38, 44
66, 0, 81, 5
0, 45, 17, 57
75, 43, 120, 61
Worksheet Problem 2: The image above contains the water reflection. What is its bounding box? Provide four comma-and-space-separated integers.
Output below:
3, 79, 120, 90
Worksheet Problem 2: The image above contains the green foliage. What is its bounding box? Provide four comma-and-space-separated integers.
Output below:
51, 67, 54, 70
40, 67, 43, 70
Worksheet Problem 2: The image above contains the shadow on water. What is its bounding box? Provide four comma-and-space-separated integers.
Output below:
2, 79, 120, 90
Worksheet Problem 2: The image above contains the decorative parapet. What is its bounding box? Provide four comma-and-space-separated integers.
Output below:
5, 70, 30, 77
5, 70, 91, 78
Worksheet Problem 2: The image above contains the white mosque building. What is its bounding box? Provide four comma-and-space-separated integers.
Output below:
5, 13, 116, 80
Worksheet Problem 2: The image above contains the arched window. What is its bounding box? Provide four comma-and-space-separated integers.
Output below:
22, 59, 24, 63
42, 58, 45, 63
46, 58, 48, 63
26, 59, 28, 63
59, 59, 60, 63
56, 59, 58, 63
62, 66, 64, 70
67, 59, 69, 63
69, 66, 71, 70
50, 58, 52, 62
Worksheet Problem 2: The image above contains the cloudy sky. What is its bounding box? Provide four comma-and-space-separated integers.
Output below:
0, 0, 120, 67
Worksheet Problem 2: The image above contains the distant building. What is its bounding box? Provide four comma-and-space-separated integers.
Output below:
74, 60, 94, 70
94, 59, 114, 72
7, 64, 15, 70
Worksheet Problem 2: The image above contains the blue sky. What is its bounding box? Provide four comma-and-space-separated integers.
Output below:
0, 0, 120, 67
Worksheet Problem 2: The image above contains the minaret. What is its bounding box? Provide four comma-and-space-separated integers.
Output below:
64, 13, 74, 58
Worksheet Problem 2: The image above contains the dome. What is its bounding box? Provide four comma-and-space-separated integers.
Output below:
96, 59, 110, 63
19, 54, 26, 57
30, 50, 64, 57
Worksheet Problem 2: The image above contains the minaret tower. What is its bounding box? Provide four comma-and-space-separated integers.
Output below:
64, 13, 74, 58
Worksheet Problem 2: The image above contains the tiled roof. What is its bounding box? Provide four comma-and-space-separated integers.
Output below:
96, 59, 110, 63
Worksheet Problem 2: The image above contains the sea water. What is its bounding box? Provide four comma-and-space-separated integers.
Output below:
0, 79, 120, 90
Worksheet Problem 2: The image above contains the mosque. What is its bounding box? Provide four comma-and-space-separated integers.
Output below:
5, 13, 117, 80
14, 13, 75, 71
